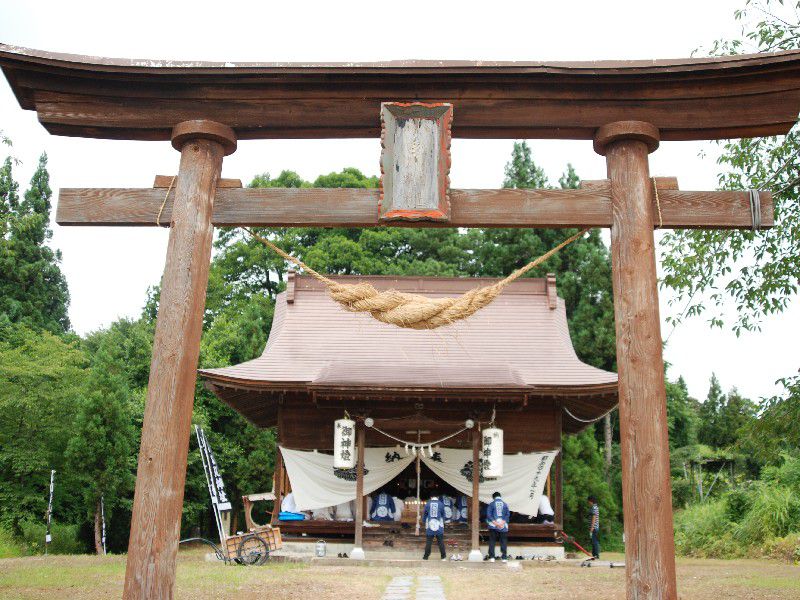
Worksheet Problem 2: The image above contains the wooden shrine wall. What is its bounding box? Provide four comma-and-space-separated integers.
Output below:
277, 401, 561, 452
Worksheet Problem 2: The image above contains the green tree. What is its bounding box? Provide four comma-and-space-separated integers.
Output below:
65, 339, 135, 554
0, 322, 87, 534
697, 375, 757, 449
666, 375, 699, 449
562, 430, 621, 549
503, 141, 548, 189
717, 388, 758, 448
0, 153, 70, 334
0, 156, 19, 238
660, 1, 800, 458
698, 374, 725, 447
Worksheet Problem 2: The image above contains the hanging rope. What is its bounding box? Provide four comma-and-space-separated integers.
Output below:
652, 177, 663, 229
562, 405, 615, 425
244, 226, 589, 330
369, 424, 470, 449
748, 189, 762, 231
156, 176, 176, 227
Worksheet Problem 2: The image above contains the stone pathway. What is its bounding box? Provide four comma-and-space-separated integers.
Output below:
381, 575, 446, 600
382, 575, 414, 600
415, 575, 445, 600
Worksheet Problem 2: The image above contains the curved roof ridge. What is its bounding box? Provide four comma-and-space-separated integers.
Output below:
199, 274, 617, 392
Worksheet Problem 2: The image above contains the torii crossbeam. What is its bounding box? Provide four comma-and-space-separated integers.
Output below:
3, 44, 799, 600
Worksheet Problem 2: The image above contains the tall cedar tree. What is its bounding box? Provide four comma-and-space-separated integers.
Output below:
0, 153, 70, 334
65, 336, 136, 554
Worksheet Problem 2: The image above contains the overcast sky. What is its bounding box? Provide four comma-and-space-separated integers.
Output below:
1, 0, 798, 402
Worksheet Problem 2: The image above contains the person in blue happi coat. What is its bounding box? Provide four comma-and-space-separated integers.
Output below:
454, 494, 469, 523
369, 489, 395, 522
486, 491, 510, 562
422, 490, 447, 560
442, 494, 455, 523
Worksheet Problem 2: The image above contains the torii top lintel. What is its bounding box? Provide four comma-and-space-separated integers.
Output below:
2, 43, 800, 142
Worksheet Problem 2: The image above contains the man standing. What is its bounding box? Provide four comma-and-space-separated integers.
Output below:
486, 491, 510, 562
588, 495, 600, 559
422, 492, 447, 561
370, 490, 395, 522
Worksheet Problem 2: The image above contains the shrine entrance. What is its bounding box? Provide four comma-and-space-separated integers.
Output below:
2, 43, 799, 600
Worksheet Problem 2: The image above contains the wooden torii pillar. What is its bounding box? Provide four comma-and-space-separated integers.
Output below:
596, 121, 677, 596
123, 121, 236, 599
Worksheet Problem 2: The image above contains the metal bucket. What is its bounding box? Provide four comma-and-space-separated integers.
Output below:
315, 539, 327, 557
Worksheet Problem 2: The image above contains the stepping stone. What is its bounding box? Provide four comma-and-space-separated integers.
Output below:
382, 575, 414, 600
415, 575, 445, 600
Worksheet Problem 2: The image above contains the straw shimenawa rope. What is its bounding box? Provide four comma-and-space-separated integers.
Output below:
244, 227, 589, 330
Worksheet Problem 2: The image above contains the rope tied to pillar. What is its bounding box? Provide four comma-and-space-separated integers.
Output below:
652, 177, 663, 229
748, 189, 762, 231
243, 226, 589, 330
156, 176, 176, 227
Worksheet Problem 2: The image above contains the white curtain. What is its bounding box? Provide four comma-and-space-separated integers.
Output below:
421, 448, 558, 516
279, 446, 413, 511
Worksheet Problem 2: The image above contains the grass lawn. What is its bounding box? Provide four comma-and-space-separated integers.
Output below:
0, 549, 798, 599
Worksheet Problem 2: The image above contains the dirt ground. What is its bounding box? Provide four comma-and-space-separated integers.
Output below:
0, 550, 798, 599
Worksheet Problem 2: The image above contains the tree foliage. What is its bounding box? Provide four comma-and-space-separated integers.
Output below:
660, 1, 800, 460
65, 326, 138, 553
0, 153, 70, 334
0, 323, 86, 534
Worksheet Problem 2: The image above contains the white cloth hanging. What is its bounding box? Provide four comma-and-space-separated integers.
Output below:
279, 446, 413, 512
420, 448, 558, 516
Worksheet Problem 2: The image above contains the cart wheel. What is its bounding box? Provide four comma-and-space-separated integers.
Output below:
236, 534, 269, 566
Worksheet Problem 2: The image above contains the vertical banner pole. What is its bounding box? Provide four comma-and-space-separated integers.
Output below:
45, 469, 55, 555
415, 430, 421, 536
468, 429, 482, 561
351, 421, 366, 560
101, 496, 107, 555
195, 426, 228, 551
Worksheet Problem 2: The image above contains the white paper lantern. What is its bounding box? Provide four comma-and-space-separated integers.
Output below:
333, 418, 357, 468
482, 427, 504, 477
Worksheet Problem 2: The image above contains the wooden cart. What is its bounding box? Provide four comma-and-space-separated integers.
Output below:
224, 525, 282, 566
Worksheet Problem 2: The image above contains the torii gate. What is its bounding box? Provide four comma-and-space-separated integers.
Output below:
2, 44, 799, 600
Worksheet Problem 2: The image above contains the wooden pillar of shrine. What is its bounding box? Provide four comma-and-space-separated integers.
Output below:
271, 449, 284, 526
595, 121, 678, 599
554, 439, 563, 530
123, 120, 236, 600
468, 429, 482, 561
351, 421, 366, 559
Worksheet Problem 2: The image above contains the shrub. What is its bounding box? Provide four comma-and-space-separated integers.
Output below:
762, 532, 800, 563
734, 485, 800, 545
674, 499, 737, 557
18, 520, 86, 555
761, 453, 800, 489
0, 526, 23, 558
724, 486, 754, 522
672, 478, 694, 508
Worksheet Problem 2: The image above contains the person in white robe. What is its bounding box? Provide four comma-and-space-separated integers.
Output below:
280, 492, 310, 519
534, 494, 555, 524
334, 500, 355, 521
311, 505, 334, 520
281, 492, 297, 513
392, 496, 404, 522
